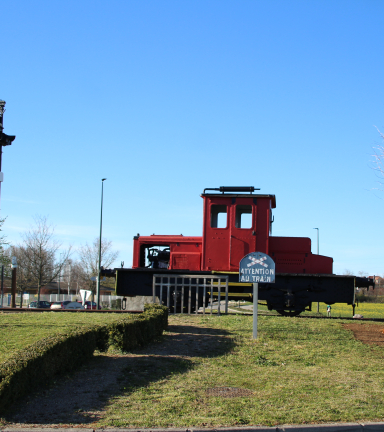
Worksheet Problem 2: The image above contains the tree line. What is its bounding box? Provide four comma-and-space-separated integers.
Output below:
1, 216, 119, 305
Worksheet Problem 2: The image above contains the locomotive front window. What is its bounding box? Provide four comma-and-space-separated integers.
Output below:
143, 245, 170, 269
211, 205, 227, 228
235, 205, 252, 228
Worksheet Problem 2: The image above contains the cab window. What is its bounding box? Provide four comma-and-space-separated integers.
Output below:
211, 205, 227, 228
235, 205, 252, 228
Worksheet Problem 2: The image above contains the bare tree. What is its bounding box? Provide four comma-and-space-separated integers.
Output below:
20, 216, 71, 302
78, 237, 118, 292
69, 261, 89, 295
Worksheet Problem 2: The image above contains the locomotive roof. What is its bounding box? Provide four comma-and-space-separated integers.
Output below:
201, 192, 276, 208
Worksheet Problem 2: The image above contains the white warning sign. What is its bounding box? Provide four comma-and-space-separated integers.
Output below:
239, 252, 276, 283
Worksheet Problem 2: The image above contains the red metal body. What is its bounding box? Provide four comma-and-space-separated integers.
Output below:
132, 190, 333, 275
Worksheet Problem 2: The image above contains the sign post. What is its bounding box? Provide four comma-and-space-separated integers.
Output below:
253, 280, 259, 339
11, 257, 17, 309
239, 252, 276, 339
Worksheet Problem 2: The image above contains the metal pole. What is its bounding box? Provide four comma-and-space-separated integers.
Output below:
58, 268, 61, 299
67, 264, 71, 295
313, 228, 319, 255
253, 283, 258, 339
58, 252, 64, 300
11, 267, 16, 308
96, 178, 106, 310
314, 228, 319, 312
0, 100, 15, 213
224, 277, 229, 315
0, 101, 5, 207
0, 265, 3, 307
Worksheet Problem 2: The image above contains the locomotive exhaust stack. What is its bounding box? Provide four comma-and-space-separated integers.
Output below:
107, 187, 374, 315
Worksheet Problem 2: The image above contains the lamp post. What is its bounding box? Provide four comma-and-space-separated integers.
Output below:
0, 262, 3, 308
313, 228, 319, 312
96, 178, 107, 310
313, 228, 319, 254
58, 252, 63, 300
0, 100, 16, 207
11, 257, 17, 308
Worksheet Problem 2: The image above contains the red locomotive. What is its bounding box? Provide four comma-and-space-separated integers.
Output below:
112, 187, 373, 315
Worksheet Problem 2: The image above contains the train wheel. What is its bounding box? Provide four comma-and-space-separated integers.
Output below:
276, 309, 302, 317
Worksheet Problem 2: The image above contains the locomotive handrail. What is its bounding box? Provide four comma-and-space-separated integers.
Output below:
203, 186, 260, 194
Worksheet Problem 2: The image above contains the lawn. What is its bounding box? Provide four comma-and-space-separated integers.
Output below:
100, 314, 384, 428
233, 301, 384, 319
0, 312, 133, 363
315, 302, 384, 319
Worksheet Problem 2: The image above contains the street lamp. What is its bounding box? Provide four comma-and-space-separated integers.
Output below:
313, 227, 319, 312
58, 252, 64, 300
11, 257, 17, 308
0, 100, 15, 307
0, 100, 16, 205
96, 178, 107, 310
313, 228, 319, 255
0, 260, 4, 308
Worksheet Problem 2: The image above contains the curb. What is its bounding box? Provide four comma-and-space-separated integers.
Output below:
3, 423, 384, 432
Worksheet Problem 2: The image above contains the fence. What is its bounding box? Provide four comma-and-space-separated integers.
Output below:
152, 274, 229, 314
2, 293, 126, 310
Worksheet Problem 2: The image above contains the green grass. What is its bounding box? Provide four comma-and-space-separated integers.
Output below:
315, 302, 384, 319
0, 312, 133, 363
231, 302, 384, 319
100, 314, 384, 428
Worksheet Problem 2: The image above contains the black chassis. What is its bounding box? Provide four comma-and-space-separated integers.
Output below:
105, 267, 374, 315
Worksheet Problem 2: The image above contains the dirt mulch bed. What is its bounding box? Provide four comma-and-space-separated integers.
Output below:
342, 322, 384, 346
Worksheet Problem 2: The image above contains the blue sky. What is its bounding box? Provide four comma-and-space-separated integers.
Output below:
1, 0, 384, 276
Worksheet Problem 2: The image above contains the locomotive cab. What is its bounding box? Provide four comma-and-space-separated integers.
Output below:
201, 187, 276, 272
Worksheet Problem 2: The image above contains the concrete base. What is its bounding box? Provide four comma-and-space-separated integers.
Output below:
124, 295, 159, 311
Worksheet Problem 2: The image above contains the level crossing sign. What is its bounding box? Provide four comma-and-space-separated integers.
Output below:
239, 252, 275, 339
239, 252, 276, 283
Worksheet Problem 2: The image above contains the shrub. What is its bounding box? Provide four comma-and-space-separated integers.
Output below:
106, 304, 168, 351
0, 326, 99, 413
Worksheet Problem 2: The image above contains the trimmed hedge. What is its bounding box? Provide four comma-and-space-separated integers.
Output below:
0, 304, 168, 414
106, 304, 168, 351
